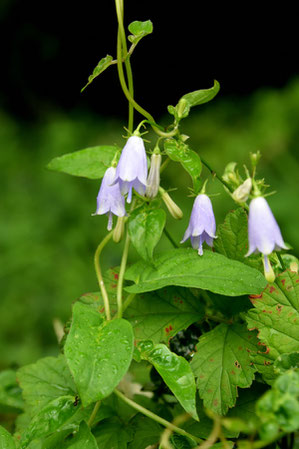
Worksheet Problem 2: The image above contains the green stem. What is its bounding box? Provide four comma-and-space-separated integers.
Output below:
114, 389, 203, 444
201, 157, 233, 193
116, 230, 131, 318
122, 293, 136, 312
163, 228, 179, 248
94, 232, 113, 321
276, 252, 286, 270
87, 400, 101, 428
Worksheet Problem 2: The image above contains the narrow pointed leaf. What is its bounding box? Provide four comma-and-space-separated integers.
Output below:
81, 55, 114, 92
64, 302, 134, 406
139, 342, 198, 420
181, 80, 220, 108
47, 145, 119, 179
190, 323, 259, 415
124, 248, 267, 296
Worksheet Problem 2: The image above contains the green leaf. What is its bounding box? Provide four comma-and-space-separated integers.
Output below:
0, 426, 16, 449
127, 414, 161, 449
81, 55, 114, 92
0, 370, 24, 412
190, 323, 259, 415
93, 417, 133, 449
60, 421, 98, 448
138, 342, 198, 420
169, 80, 220, 120
214, 208, 262, 270
274, 351, 299, 374
19, 395, 79, 449
124, 248, 267, 297
124, 286, 204, 343
164, 140, 202, 193
17, 355, 76, 415
128, 20, 153, 45
64, 302, 134, 407
47, 145, 119, 179
245, 270, 299, 383
128, 206, 166, 261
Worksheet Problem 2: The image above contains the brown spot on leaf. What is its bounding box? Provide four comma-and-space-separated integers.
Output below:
169, 325, 173, 331
276, 304, 283, 314
213, 399, 219, 407
238, 346, 243, 351
269, 286, 276, 293
234, 361, 241, 368
231, 370, 236, 375
281, 279, 286, 285
209, 358, 214, 362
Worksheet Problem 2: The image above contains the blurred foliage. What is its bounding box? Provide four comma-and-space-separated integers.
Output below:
1, 78, 299, 368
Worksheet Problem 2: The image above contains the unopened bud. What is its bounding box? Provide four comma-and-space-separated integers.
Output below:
263, 255, 276, 283
160, 188, 183, 220
232, 178, 252, 203
176, 98, 189, 119
113, 216, 125, 243
146, 153, 161, 199
250, 151, 261, 168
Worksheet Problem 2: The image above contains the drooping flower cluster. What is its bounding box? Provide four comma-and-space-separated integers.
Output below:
93, 135, 148, 229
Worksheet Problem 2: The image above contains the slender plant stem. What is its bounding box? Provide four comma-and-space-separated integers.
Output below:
94, 231, 113, 321
122, 292, 136, 312
114, 389, 203, 444
276, 251, 286, 270
201, 157, 233, 193
87, 400, 101, 428
163, 228, 179, 248
194, 417, 221, 449
116, 230, 131, 318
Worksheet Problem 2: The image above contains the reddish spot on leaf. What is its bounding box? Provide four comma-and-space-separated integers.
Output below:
110, 283, 117, 289
199, 374, 205, 379
165, 327, 169, 334
207, 388, 213, 393
276, 304, 283, 314
209, 358, 214, 362
264, 360, 271, 366
238, 346, 243, 351
269, 286, 277, 293
281, 279, 286, 285
234, 361, 241, 368
213, 399, 219, 407
169, 325, 173, 331
231, 370, 236, 375
99, 307, 105, 314
296, 279, 299, 283
246, 348, 251, 353
113, 273, 119, 280
250, 293, 263, 299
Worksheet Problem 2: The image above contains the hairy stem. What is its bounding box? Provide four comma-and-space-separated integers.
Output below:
114, 389, 203, 444
94, 231, 113, 321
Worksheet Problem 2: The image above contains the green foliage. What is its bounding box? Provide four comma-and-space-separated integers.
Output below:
64, 302, 134, 406
125, 248, 267, 296
60, 421, 98, 448
81, 55, 114, 92
0, 425, 16, 449
128, 20, 153, 45
47, 145, 119, 179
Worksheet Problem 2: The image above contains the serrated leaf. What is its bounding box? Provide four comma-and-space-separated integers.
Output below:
125, 286, 204, 343
64, 302, 134, 407
81, 55, 114, 92
47, 145, 119, 179
17, 355, 76, 415
164, 140, 202, 192
0, 426, 16, 449
128, 206, 166, 261
124, 248, 267, 296
139, 342, 198, 420
60, 421, 98, 448
128, 20, 153, 45
93, 417, 133, 449
19, 395, 78, 449
245, 270, 299, 383
190, 323, 259, 415
214, 208, 262, 270
274, 352, 299, 374
0, 370, 24, 411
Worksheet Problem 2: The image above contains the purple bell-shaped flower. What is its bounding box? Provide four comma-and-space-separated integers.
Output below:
114, 135, 148, 203
93, 166, 126, 230
246, 197, 287, 278
181, 194, 216, 256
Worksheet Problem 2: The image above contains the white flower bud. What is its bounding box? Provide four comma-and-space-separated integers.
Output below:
146, 154, 161, 199
161, 189, 183, 220
232, 178, 252, 203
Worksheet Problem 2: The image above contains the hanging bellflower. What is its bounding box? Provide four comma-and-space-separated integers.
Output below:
93, 166, 126, 231
113, 135, 148, 203
181, 194, 216, 256
146, 153, 161, 199
245, 196, 287, 281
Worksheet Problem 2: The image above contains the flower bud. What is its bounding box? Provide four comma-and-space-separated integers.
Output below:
160, 189, 183, 220
146, 153, 161, 199
232, 178, 252, 203
113, 216, 125, 243
176, 98, 189, 119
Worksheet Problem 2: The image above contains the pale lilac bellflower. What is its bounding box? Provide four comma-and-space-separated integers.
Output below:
93, 166, 126, 231
113, 135, 148, 203
246, 196, 287, 280
181, 194, 216, 255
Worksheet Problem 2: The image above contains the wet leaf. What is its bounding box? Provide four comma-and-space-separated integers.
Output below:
138, 342, 198, 420
64, 302, 134, 406
190, 323, 259, 415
